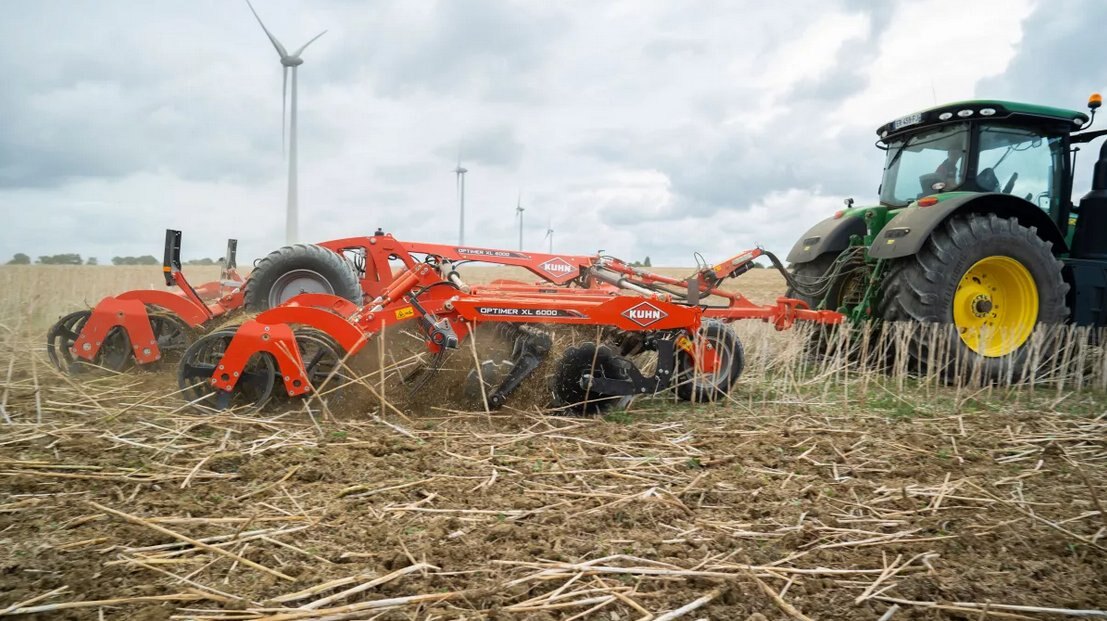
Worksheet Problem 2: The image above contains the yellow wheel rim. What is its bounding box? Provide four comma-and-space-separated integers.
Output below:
952, 256, 1038, 357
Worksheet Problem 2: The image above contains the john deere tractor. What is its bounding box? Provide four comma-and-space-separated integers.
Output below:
787, 94, 1107, 378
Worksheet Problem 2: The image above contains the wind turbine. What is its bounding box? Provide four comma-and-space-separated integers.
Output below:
246, 0, 326, 245
454, 158, 468, 245
515, 192, 524, 250
544, 218, 554, 253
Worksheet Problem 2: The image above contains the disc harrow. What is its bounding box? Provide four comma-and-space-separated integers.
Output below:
177, 231, 844, 414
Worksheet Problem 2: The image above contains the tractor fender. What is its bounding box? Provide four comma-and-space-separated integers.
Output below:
869, 193, 1068, 260
785, 214, 867, 264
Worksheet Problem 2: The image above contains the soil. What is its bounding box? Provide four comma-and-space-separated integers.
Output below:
1, 345, 1104, 620
1, 266, 1104, 619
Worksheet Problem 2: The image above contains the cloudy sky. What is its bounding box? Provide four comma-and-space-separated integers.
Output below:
1, 0, 1103, 265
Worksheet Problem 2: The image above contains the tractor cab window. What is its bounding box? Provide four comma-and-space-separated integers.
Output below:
880, 124, 970, 207
975, 125, 1063, 212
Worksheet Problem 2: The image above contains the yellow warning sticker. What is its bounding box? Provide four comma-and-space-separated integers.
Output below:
394, 306, 415, 320
886, 239, 895, 245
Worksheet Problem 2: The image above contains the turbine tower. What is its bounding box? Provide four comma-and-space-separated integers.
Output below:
515, 192, 524, 250
246, 0, 326, 245
454, 159, 468, 245
544, 218, 554, 253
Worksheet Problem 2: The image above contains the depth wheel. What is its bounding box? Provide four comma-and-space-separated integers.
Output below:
550, 342, 628, 415
46, 310, 132, 374
244, 244, 362, 311
880, 213, 1068, 380
674, 321, 745, 402
177, 329, 276, 412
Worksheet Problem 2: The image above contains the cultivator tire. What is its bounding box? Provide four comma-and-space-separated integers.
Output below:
244, 244, 362, 312
178, 329, 276, 412
674, 321, 745, 402
551, 342, 629, 415
880, 213, 1068, 380
46, 310, 133, 374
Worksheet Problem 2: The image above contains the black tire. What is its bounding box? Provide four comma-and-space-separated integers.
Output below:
674, 321, 745, 402
244, 244, 362, 312
879, 213, 1068, 380
786, 253, 837, 309
550, 342, 629, 415
786, 251, 868, 357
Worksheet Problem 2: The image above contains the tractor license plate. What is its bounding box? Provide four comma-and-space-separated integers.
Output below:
893, 112, 922, 129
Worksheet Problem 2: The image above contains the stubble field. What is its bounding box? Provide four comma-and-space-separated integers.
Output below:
0, 264, 1104, 620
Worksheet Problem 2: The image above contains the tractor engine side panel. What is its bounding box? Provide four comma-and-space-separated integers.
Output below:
785, 214, 866, 264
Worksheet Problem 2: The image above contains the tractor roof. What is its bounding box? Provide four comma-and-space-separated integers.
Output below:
877, 100, 1089, 141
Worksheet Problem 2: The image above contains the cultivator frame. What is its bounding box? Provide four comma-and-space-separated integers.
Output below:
181, 231, 842, 411
46, 231, 606, 374
314, 229, 601, 299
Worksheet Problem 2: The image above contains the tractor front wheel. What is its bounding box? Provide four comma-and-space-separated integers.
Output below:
880, 213, 1068, 380
786, 251, 868, 356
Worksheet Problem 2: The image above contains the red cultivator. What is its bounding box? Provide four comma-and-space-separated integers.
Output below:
47, 231, 246, 373
176, 231, 843, 413
45, 230, 605, 375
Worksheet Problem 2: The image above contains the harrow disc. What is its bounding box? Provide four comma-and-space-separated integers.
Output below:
291, 328, 350, 404
148, 311, 193, 364
177, 329, 276, 412
46, 310, 132, 374
550, 342, 629, 415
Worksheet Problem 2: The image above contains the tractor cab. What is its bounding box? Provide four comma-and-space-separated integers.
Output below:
876, 101, 1087, 240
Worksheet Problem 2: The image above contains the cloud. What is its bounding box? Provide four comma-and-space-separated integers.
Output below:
441, 125, 525, 168
976, 0, 1107, 106
0, 0, 1095, 267
322, 0, 569, 102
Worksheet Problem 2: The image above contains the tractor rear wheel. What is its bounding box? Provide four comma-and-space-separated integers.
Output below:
880, 213, 1068, 380
244, 244, 362, 312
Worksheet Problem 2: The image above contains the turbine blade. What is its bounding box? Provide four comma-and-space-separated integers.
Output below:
245, 0, 290, 58
292, 30, 327, 57
282, 66, 288, 156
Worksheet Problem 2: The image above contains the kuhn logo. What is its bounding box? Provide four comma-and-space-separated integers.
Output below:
622, 302, 667, 327
540, 257, 575, 275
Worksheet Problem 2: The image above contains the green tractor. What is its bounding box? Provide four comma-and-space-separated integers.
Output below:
787, 94, 1107, 378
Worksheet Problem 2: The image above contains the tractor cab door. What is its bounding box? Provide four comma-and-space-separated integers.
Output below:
972, 124, 1069, 237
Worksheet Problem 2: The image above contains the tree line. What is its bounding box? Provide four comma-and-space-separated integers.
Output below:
6, 253, 222, 266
